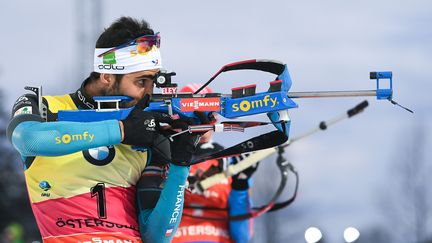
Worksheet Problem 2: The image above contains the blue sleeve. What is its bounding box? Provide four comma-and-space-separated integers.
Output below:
138, 164, 189, 243
228, 188, 253, 243
10, 120, 121, 157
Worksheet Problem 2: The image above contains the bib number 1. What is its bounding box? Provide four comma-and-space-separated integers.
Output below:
90, 183, 107, 219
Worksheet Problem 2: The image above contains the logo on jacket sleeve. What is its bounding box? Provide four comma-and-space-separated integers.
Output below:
13, 106, 32, 117
165, 227, 174, 236
55, 131, 95, 144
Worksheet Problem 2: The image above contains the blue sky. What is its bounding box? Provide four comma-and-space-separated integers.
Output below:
1, 0, 431, 242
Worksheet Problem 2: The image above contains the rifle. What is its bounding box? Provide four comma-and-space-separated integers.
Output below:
55, 59, 408, 161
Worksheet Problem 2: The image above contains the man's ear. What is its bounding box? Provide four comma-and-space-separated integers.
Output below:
99, 73, 115, 85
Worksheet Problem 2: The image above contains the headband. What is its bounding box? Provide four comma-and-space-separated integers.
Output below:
94, 45, 162, 74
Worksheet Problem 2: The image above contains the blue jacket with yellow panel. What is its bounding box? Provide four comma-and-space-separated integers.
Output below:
7, 79, 188, 243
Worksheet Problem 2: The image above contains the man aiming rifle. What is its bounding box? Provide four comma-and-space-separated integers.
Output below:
7, 17, 210, 242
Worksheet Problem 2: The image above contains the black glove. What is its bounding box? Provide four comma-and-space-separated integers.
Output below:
148, 134, 172, 166
169, 111, 214, 166
121, 95, 174, 147
193, 111, 216, 125
231, 153, 259, 190
150, 123, 198, 167
136, 109, 214, 166
150, 132, 200, 167
170, 133, 199, 166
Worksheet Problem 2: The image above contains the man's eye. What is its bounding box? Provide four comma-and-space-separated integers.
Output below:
138, 79, 148, 84
137, 79, 154, 87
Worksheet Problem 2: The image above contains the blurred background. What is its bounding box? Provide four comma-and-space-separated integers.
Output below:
0, 0, 430, 242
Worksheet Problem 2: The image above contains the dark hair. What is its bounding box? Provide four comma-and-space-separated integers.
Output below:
88, 17, 155, 82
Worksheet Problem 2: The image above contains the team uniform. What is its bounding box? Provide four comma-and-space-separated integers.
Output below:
7, 81, 188, 243
172, 143, 253, 243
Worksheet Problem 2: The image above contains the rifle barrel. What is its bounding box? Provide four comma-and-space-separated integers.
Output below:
287, 90, 377, 98
151, 90, 379, 101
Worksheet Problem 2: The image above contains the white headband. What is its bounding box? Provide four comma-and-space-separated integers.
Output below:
94, 45, 163, 74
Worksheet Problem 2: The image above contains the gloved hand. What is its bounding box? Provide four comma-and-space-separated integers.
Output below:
150, 118, 198, 166
170, 133, 199, 166
121, 94, 174, 147
193, 111, 216, 125
231, 153, 259, 190
168, 111, 214, 166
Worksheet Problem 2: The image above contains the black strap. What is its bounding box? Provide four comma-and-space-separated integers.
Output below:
182, 147, 298, 221
195, 59, 285, 94
265, 170, 298, 212
191, 130, 288, 165
256, 148, 299, 213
